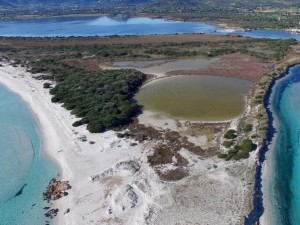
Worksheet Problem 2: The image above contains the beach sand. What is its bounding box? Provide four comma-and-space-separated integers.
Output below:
261, 144, 276, 225
0, 63, 257, 225
0, 63, 161, 225
260, 81, 281, 225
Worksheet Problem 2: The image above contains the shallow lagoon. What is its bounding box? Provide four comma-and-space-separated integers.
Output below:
2, 16, 300, 39
0, 16, 218, 37
136, 75, 253, 121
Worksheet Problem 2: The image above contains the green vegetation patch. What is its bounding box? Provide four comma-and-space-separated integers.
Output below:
219, 138, 257, 160
236, 139, 257, 153
223, 140, 235, 148
224, 129, 237, 139
243, 124, 253, 132
0, 37, 296, 64
30, 60, 146, 133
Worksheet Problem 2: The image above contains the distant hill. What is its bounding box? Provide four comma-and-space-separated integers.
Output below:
1, 0, 149, 7
2, 0, 300, 30
0, 0, 300, 10
2, 0, 299, 9
147, 0, 300, 10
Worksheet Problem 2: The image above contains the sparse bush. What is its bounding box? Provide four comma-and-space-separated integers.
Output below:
159, 168, 189, 181
223, 140, 234, 148
51, 96, 60, 103
218, 153, 227, 159
236, 151, 250, 159
224, 129, 237, 139
243, 124, 253, 132
239, 139, 257, 153
43, 82, 51, 89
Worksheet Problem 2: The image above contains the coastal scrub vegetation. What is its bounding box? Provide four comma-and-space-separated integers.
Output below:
224, 129, 237, 139
219, 138, 257, 160
223, 140, 234, 148
0, 37, 296, 64
30, 60, 146, 133
243, 124, 253, 132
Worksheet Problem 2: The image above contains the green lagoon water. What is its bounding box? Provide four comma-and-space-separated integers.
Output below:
136, 75, 253, 121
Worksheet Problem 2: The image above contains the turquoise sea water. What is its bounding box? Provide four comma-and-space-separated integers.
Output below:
1, 16, 300, 39
0, 85, 57, 225
269, 65, 300, 225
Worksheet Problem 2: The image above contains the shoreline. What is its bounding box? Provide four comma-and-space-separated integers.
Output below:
260, 64, 300, 225
0, 62, 167, 225
0, 63, 74, 224
245, 64, 297, 225
260, 79, 281, 225
0, 66, 71, 176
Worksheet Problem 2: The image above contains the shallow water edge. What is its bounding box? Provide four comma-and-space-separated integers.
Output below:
244, 64, 299, 225
0, 78, 59, 225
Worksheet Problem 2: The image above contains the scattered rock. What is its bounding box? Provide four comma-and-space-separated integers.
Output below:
78, 135, 87, 142
64, 208, 70, 214
45, 208, 59, 219
43, 178, 71, 201
130, 142, 137, 146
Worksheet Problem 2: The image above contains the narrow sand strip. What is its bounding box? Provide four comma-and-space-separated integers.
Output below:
260, 80, 281, 225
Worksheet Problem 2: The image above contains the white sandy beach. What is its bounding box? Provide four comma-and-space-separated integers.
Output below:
0, 62, 257, 225
260, 139, 276, 225
0, 63, 165, 225
260, 80, 281, 225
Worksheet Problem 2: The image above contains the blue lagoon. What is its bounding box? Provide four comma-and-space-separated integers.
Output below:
1, 16, 300, 40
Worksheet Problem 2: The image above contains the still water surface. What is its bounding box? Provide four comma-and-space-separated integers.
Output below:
136, 75, 253, 121
1, 16, 300, 39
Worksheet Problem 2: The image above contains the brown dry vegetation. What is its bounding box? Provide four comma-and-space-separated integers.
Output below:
167, 53, 276, 81
0, 34, 247, 47
64, 58, 101, 71
124, 121, 226, 181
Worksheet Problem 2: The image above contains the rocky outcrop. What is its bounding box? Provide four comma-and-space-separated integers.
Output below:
43, 178, 71, 201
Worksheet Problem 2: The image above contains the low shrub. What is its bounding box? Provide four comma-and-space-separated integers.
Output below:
224, 129, 237, 139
